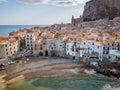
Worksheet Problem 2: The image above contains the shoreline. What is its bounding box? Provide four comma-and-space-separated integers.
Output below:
0, 57, 119, 90
1, 72, 119, 90
0, 70, 119, 90
0, 57, 93, 90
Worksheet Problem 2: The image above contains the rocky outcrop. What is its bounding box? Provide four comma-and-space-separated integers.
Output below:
83, 0, 120, 21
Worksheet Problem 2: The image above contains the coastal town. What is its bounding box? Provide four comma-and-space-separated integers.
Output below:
0, 0, 120, 90
0, 16, 120, 65
0, 15, 120, 76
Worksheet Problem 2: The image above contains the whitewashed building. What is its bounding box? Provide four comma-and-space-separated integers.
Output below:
66, 41, 103, 61
103, 42, 120, 63
25, 33, 36, 50
66, 42, 76, 59
77, 42, 103, 61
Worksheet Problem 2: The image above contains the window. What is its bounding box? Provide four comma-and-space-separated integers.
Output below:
103, 51, 105, 54
6, 53, 8, 55
97, 46, 99, 49
106, 51, 109, 54
76, 49, 78, 52
5, 44, 7, 47
6, 49, 8, 51
118, 48, 120, 50
118, 43, 119, 47
9, 44, 11, 46
103, 47, 105, 50
40, 47, 43, 50
92, 43, 94, 45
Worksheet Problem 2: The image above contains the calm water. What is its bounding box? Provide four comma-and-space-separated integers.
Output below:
10, 76, 120, 90
0, 25, 46, 36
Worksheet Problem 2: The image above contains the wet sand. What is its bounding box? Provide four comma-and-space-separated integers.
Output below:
0, 57, 92, 90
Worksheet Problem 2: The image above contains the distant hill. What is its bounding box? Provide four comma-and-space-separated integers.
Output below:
83, 0, 120, 21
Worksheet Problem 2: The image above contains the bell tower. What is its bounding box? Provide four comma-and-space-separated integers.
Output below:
71, 15, 75, 25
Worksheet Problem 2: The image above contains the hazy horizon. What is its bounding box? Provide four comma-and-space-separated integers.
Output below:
0, 0, 90, 25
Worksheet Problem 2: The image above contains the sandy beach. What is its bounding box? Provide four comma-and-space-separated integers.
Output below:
0, 57, 92, 90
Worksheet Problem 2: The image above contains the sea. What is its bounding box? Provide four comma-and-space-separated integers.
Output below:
9, 76, 120, 90
0, 25, 47, 36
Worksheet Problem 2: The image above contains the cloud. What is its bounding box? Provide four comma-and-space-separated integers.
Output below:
19, 0, 50, 5
0, 0, 7, 3
52, 0, 90, 6
19, 0, 90, 6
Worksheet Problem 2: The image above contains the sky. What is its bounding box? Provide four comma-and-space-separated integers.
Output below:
0, 0, 90, 25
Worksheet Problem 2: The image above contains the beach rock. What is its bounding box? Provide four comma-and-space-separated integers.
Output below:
84, 69, 96, 75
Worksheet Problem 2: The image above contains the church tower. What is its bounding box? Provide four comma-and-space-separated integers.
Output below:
71, 15, 75, 25
79, 15, 83, 23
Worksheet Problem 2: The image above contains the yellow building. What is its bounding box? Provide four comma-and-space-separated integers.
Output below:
0, 38, 19, 59
33, 40, 44, 56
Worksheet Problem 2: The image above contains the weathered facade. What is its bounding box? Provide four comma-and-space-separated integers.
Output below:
0, 40, 19, 59
103, 42, 120, 63
71, 15, 83, 26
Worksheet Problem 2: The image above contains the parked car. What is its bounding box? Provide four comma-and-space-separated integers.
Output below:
0, 64, 4, 71
3, 61, 16, 66
0, 67, 4, 71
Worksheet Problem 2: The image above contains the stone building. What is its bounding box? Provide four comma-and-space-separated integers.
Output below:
43, 38, 66, 57
0, 38, 19, 59
33, 40, 44, 56
71, 15, 83, 26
